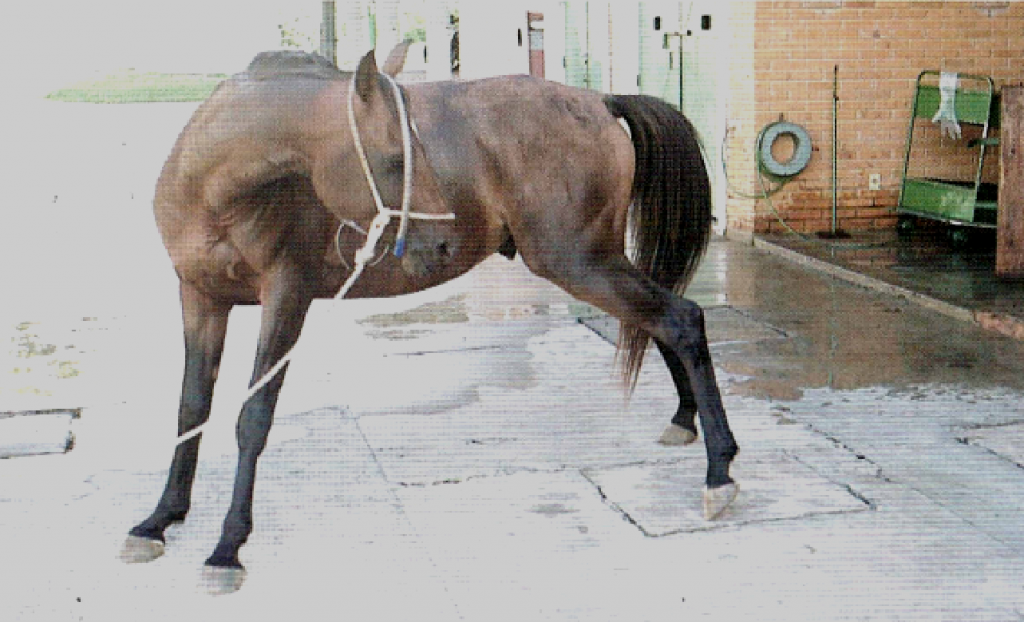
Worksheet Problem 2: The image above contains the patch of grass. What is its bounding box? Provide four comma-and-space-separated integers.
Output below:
46, 69, 228, 104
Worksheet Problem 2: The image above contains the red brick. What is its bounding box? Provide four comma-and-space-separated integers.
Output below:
726, 0, 1018, 234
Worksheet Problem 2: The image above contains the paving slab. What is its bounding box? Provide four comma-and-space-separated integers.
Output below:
0, 409, 461, 621
962, 422, 1024, 468
583, 452, 870, 536
394, 469, 683, 622
0, 409, 77, 458
780, 386, 1024, 553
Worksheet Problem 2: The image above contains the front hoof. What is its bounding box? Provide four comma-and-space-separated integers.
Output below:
120, 535, 165, 564
658, 424, 697, 446
702, 482, 739, 520
201, 565, 248, 596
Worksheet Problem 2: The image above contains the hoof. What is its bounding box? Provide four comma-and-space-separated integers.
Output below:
201, 565, 247, 596
702, 482, 739, 521
658, 424, 697, 446
120, 535, 165, 564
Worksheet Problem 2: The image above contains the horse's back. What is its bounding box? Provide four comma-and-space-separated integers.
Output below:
246, 50, 344, 81
407, 75, 636, 266
415, 75, 623, 141
410, 75, 633, 196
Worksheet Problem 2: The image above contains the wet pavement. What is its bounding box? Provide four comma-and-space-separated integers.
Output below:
2, 102, 1024, 620
758, 225, 1024, 339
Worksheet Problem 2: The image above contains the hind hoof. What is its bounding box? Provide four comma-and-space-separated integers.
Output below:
120, 535, 165, 564
658, 424, 697, 446
703, 482, 739, 520
201, 565, 248, 596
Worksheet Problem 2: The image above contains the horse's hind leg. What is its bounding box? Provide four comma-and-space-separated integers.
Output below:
531, 255, 738, 519
647, 293, 738, 519
657, 298, 740, 519
122, 282, 230, 563
654, 341, 700, 446
201, 263, 314, 595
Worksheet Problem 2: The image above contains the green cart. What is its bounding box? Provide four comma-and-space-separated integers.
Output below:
898, 71, 999, 234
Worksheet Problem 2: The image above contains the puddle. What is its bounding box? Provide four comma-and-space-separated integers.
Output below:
358, 289, 597, 342
365, 328, 434, 341
348, 240, 1024, 411
579, 306, 788, 348
359, 295, 471, 329
361, 295, 595, 326
695, 242, 1024, 401
716, 304, 1024, 402
761, 228, 1024, 330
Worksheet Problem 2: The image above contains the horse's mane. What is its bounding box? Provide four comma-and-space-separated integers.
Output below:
246, 51, 344, 81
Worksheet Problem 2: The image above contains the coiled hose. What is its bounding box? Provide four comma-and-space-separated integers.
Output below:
723, 120, 812, 236
722, 120, 884, 248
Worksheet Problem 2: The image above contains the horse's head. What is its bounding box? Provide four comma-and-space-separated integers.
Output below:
344, 50, 455, 279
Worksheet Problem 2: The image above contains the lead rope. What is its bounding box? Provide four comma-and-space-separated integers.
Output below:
173, 73, 454, 449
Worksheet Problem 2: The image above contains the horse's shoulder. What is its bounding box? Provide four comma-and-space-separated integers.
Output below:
245, 50, 344, 81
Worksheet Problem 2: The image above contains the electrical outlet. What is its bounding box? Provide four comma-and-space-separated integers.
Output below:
869, 173, 882, 191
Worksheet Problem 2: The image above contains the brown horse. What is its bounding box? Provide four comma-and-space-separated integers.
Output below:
121, 47, 738, 593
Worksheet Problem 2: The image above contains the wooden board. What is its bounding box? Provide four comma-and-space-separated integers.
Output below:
997, 86, 1024, 277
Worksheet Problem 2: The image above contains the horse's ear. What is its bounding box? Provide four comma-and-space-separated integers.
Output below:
381, 40, 412, 77
355, 50, 380, 103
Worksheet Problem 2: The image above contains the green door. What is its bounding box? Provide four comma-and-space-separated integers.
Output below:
562, 1, 605, 91
638, 1, 682, 107
681, 2, 720, 201
639, 1, 725, 230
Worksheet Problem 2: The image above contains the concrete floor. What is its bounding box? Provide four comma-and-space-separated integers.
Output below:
2, 242, 1024, 620
2, 102, 1024, 621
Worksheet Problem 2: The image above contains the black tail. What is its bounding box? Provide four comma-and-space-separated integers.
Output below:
603, 94, 713, 389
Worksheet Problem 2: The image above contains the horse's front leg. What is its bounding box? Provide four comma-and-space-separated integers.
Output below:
122, 281, 231, 563
202, 264, 314, 595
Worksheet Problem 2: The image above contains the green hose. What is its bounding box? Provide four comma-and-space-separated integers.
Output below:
723, 121, 885, 249
722, 122, 807, 236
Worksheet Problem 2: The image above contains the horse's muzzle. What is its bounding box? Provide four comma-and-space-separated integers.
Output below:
400, 235, 454, 279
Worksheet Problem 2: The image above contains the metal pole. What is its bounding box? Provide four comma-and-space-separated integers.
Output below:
320, 1, 337, 66
832, 65, 839, 236
584, 1, 591, 89
678, 35, 684, 111
369, 2, 377, 50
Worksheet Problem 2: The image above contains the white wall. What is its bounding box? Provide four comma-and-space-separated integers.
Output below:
540, 7, 566, 84
424, 4, 455, 81
608, 3, 640, 94
457, 1, 531, 79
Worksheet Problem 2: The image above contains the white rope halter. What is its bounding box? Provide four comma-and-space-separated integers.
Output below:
172, 71, 454, 449
344, 72, 455, 259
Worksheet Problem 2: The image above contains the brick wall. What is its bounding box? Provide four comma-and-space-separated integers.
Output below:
725, 1, 1024, 235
